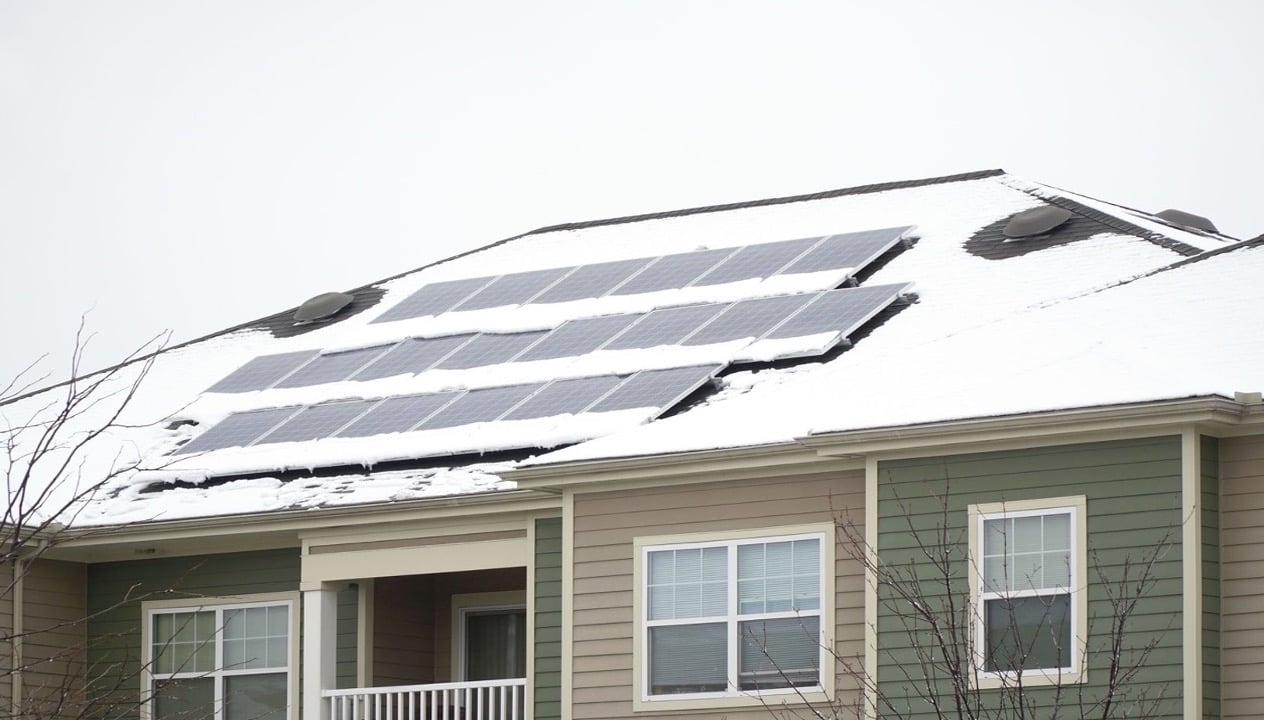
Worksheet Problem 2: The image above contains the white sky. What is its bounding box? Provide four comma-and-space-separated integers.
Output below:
3, 0, 1262, 386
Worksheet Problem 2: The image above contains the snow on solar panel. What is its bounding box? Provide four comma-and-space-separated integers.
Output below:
602, 304, 729, 351
682, 293, 815, 346
532, 257, 654, 305
780, 226, 913, 276
452, 266, 574, 312
434, 331, 549, 370
692, 236, 820, 287
516, 314, 644, 362
335, 393, 460, 438
372, 276, 495, 324
588, 364, 721, 413
766, 283, 910, 341
501, 375, 625, 421
175, 407, 301, 455
273, 345, 394, 389
206, 351, 319, 394
257, 399, 379, 444
609, 247, 736, 296
352, 334, 475, 381
418, 383, 542, 430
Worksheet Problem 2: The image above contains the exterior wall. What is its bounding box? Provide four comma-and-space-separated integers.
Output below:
5, 558, 88, 720
1219, 433, 1264, 717
876, 436, 1185, 719
534, 517, 563, 720
85, 548, 301, 719
570, 470, 865, 720
1201, 435, 1220, 719
336, 584, 359, 689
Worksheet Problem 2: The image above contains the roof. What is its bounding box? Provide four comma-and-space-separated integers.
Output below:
6, 169, 1254, 526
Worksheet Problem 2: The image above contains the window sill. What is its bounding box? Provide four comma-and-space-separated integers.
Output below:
632, 687, 831, 713
974, 668, 1086, 690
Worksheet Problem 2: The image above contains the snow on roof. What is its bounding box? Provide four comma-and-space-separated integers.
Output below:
18, 170, 1255, 526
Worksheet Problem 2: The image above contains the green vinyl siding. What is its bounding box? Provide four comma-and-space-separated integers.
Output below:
875, 436, 1184, 719
336, 583, 359, 689
86, 548, 300, 720
534, 517, 563, 720
1201, 435, 1220, 719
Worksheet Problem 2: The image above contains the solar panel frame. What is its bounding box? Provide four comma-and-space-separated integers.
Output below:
531, 257, 655, 305
516, 314, 644, 362
501, 375, 626, 421
205, 351, 320, 394
608, 247, 737, 296
452, 266, 574, 312
417, 383, 542, 430
272, 344, 395, 389
256, 399, 379, 445
335, 393, 462, 438
433, 331, 550, 370
691, 236, 822, 287
351, 334, 476, 381
601, 303, 729, 351
588, 364, 722, 414
681, 293, 817, 346
372, 275, 497, 324
764, 283, 910, 344
779, 226, 914, 277
174, 406, 302, 455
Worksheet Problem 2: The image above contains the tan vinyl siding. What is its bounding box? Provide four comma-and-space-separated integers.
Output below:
571, 470, 865, 720
0, 561, 11, 714
1219, 433, 1264, 717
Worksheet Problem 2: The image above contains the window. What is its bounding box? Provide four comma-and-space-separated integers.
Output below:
144, 596, 296, 720
638, 531, 828, 703
970, 496, 1086, 686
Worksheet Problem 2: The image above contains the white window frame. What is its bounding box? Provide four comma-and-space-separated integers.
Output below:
141, 592, 301, 720
632, 524, 835, 712
968, 496, 1087, 688
450, 590, 528, 682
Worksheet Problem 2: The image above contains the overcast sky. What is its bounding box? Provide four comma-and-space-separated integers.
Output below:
2, 1, 1261, 386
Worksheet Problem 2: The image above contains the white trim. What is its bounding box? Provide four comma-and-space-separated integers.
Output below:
355, 580, 374, 689
449, 591, 528, 681
967, 496, 1087, 689
863, 455, 879, 719
1181, 430, 1203, 720
560, 490, 574, 720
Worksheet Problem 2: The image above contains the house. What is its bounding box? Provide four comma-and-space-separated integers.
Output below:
5, 168, 1264, 720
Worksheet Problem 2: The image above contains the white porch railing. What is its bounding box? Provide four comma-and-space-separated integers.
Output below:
324, 678, 527, 720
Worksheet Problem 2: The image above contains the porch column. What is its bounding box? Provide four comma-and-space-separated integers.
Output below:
302, 583, 338, 720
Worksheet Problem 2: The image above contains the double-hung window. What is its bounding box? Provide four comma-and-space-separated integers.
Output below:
970, 496, 1086, 685
639, 530, 829, 703
145, 596, 296, 720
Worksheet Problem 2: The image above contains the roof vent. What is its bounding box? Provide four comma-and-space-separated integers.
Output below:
1155, 209, 1218, 234
294, 291, 355, 323
1003, 205, 1074, 239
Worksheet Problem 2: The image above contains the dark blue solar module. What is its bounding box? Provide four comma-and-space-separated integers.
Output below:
372, 276, 496, 324
452, 267, 574, 312
335, 393, 461, 438
273, 345, 394, 389
682, 294, 816, 346
602, 304, 729, 351
434, 331, 549, 370
588, 365, 721, 413
257, 399, 379, 444
765, 283, 909, 342
516, 314, 643, 362
501, 375, 625, 421
352, 334, 476, 381
692, 237, 821, 287
175, 407, 301, 455
532, 258, 654, 305
779, 226, 913, 277
206, 351, 319, 394
418, 384, 542, 430
609, 247, 736, 296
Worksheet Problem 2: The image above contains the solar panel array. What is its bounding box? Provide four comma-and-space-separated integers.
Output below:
371, 225, 913, 323
174, 365, 722, 454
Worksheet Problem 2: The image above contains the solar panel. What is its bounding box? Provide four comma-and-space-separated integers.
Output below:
501, 375, 625, 421
602, 304, 729, 351
682, 294, 816, 346
780, 226, 913, 277
206, 351, 319, 394
692, 237, 820, 287
434, 331, 549, 370
372, 276, 496, 324
532, 258, 654, 305
352, 334, 475, 381
175, 407, 301, 455
273, 345, 393, 389
257, 399, 378, 444
516, 314, 644, 362
418, 383, 542, 430
452, 267, 573, 312
609, 247, 736, 296
766, 283, 909, 341
335, 393, 461, 438
589, 365, 721, 413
